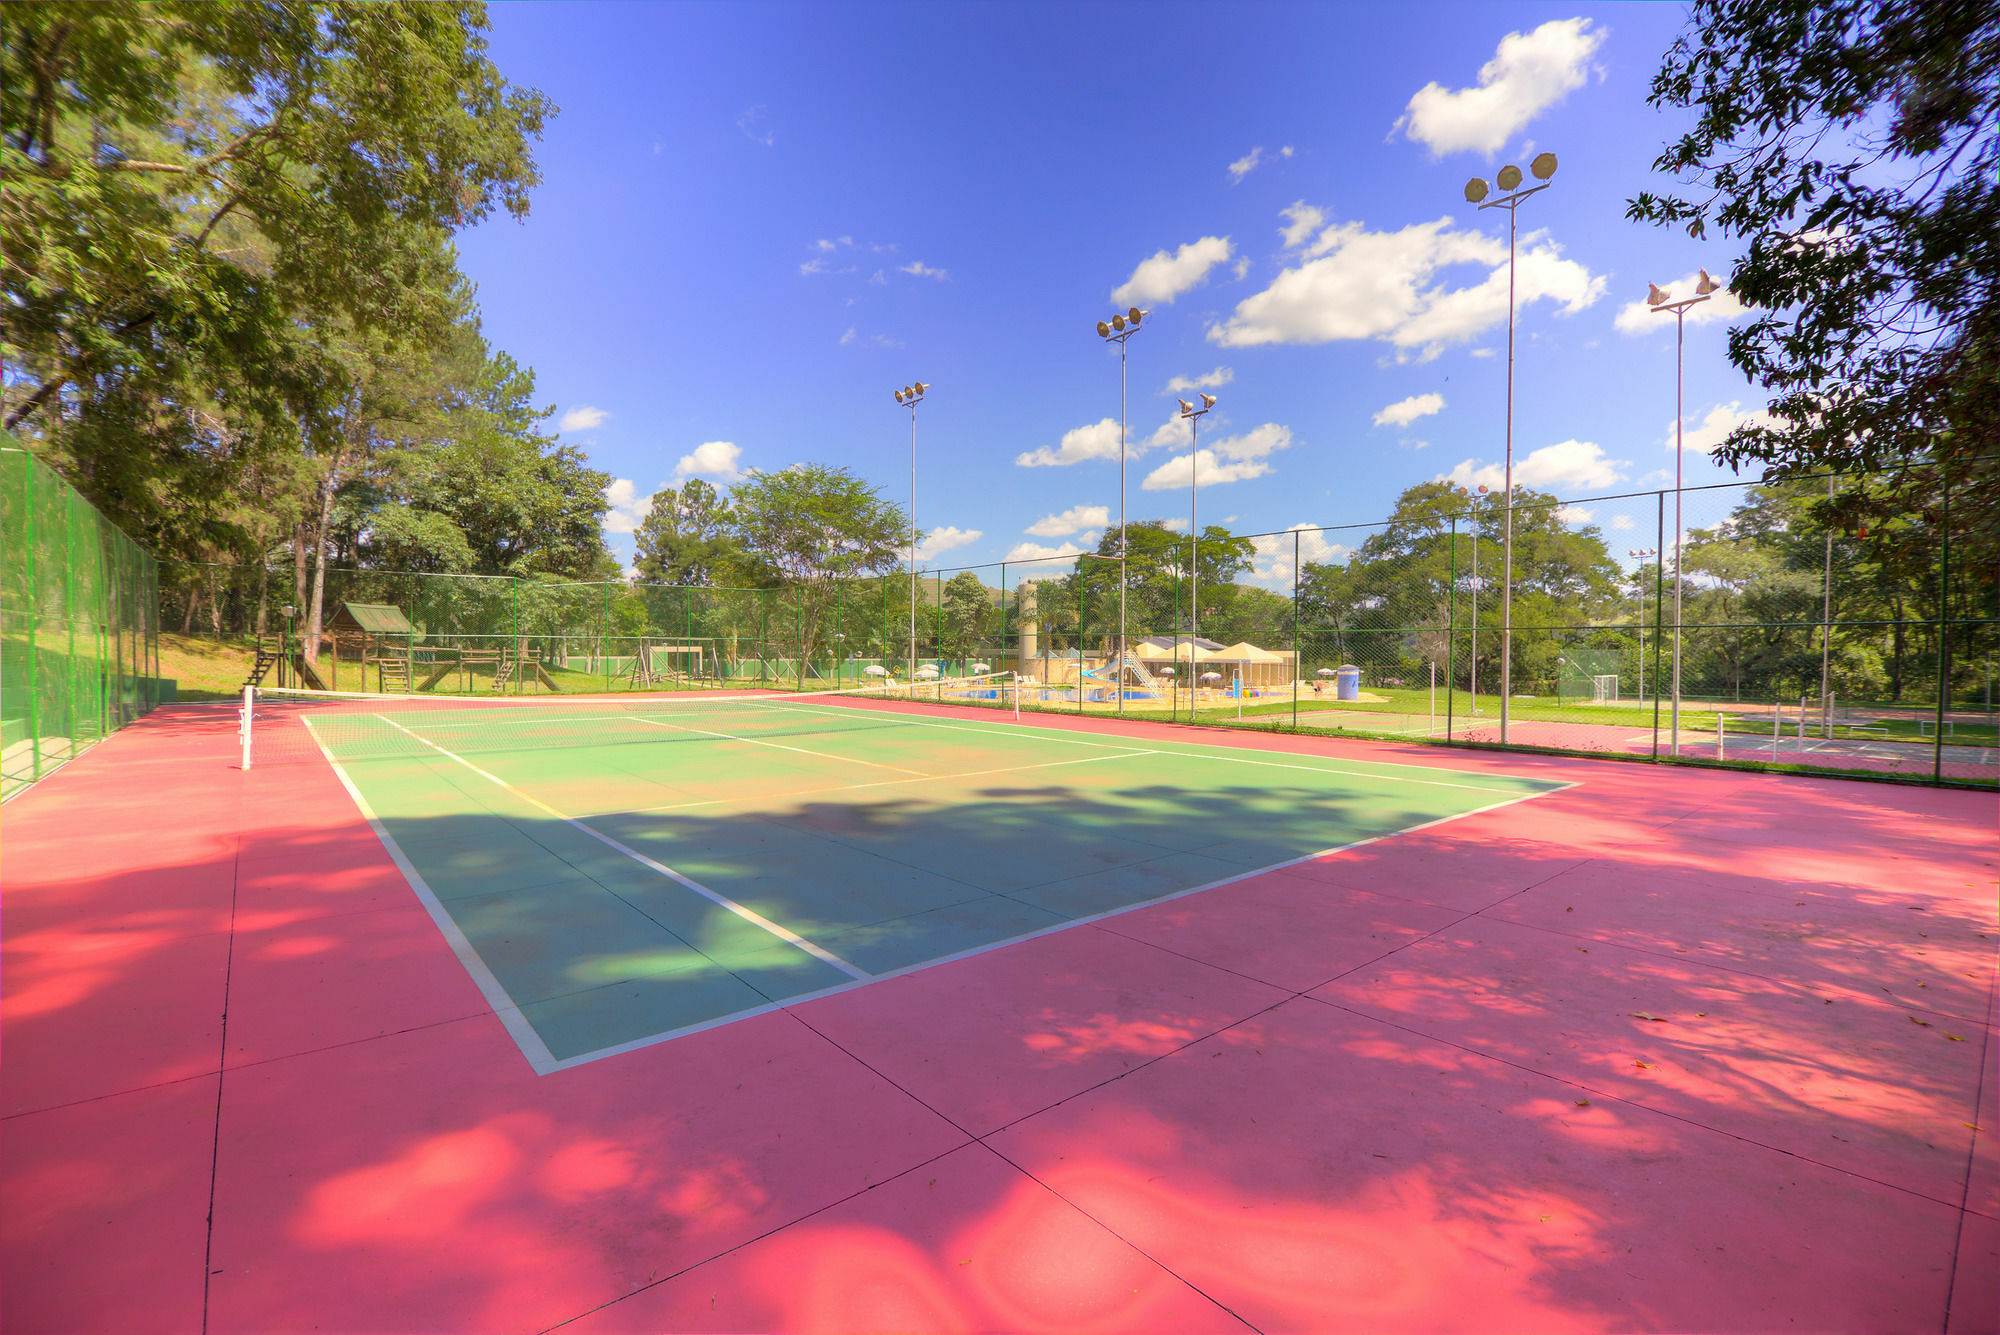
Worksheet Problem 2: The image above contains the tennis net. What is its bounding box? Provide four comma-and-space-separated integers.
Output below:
241, 672, 1021, 769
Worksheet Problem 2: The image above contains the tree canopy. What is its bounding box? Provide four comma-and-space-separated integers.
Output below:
1629, 0, 1997, 505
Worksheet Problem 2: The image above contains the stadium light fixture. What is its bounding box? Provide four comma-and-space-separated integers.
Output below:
1096, 305, 1150, 710
1647, 271, 1722, 755
1459, 148, 1558, 746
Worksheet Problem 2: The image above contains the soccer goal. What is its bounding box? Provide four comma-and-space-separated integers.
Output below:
1590, 674, 1619, 705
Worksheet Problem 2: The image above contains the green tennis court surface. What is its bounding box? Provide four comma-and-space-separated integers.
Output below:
302, 693, 1567, 1070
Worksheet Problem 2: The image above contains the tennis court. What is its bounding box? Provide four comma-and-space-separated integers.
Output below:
255, 681, 1564, 1069
5, 680, 1994, 1334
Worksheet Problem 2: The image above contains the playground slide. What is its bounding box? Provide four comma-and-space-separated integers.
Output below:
289, 652, 328, 692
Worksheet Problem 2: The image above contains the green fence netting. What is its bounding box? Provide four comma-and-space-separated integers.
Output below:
1, 444, 162, 797
161, 462, 1996, 790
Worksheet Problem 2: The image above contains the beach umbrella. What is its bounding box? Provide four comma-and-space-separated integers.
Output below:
864, 665, 890, 678
1315, 668, 1335, 678
1200, 671, 1223, 683
1157, 666, 1176, 677
970, 662, 991, 673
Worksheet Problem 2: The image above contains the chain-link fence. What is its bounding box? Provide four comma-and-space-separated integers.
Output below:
1, 443, 162, 796
162, 463, 1996, 790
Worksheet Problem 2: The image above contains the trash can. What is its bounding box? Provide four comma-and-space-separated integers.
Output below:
1335, 665, 1361, 701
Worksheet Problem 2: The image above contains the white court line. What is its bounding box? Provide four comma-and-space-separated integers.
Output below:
774, 697, 1553, 796
302, 718, 562, 1074
627, 713, 925, 776
624, 749, 1154, 814
537, 778, 1574, 1072
371, 714, 869, 982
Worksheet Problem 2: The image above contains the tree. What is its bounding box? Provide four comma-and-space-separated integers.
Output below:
1629, 0, 1998, 506
2, 1, 553, 567
726, 465, 906, 671
941, 572, 994, 661
1295, 482, 1624, 691
1074, 519, 1254, 642
634, 478, 741, 586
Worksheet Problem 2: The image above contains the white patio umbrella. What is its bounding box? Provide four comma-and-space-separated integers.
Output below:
864, 664, 890, 678
1200, 671, 1223, 683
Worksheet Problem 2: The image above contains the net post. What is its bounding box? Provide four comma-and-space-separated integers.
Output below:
240, 685, 254, 771
1717, 711, 1725, 762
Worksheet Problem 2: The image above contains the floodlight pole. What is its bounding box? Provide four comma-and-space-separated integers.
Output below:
1651, 290, 1710, 756
1629, 548, 1656, 703
1096, 309, 1144, 707
893, 383, 929, 682
1472, 179, 1551, 746
1178, 395, 1213, 646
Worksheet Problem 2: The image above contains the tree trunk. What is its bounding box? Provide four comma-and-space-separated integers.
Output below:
1890, 594, 1906, 701
293, 521, 309, 621
254, 560, 270, 637
181, 583, 201, 636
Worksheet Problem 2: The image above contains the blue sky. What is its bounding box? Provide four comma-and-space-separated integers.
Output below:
454, 1, 1768, 585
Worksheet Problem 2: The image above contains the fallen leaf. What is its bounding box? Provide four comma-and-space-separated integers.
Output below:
1629, 1012, 1669, 1022
1575, 1099, 1591, 1107
1946, 1034, 1966, 1042
1909, 1016, 1932, 1027
1634, 1060, 1654, 1069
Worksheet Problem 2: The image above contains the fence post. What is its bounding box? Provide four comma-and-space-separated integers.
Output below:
1000, 562, 1009, 686
65, 485, 78, 758
1446, 514, 1456, 742
1292, 529, 1301, 732
1934, 470, 1951, 783
25, 460, 40, 779
1652, 491, 1666, 760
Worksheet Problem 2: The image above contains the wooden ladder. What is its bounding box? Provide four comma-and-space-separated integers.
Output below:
243, 644, 282, 689
377, 658, 411, 693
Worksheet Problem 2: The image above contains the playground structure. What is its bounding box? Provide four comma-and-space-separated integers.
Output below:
1010, 637, 1298, 707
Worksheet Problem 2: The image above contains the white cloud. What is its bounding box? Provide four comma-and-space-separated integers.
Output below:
1400, 439, 1431, 451
1112, 236, 1234, 306
1614, 273, 1749, 334
1004, 539, 1089, 563
602, 478, 658, 535
672, 440, 744, 483
1016, 418, 1121, 468
1141, 423, 1293, 490
1373, 392, 1445, 428
839, 326, 856, 345
558, 405, 609, 433
799, 256, 854, 276
1664, 401, 1773, 454
1249, 524, 1351, 585
1165, 366, 1234, 393
1209, 216, 1603, 358
1280, 146, 1294, 159
900, 260, 948, 281
1395, 18, 1605, 156
1279, 201, 1326, 249
1228, 146, 1266, 180
870, 333, 903, 349
1143, 415, 1191, 451
1437, 438, 1626, 493
1233, 257, 1252, 280
1160, 517, 1189, 533
1555, 505, 1595, 525
1026, 504, 1110, 537
916, 525, 982, 561
737, 106, 775, 148
1609, 514, 1636, 531
868, 269, 887, 286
